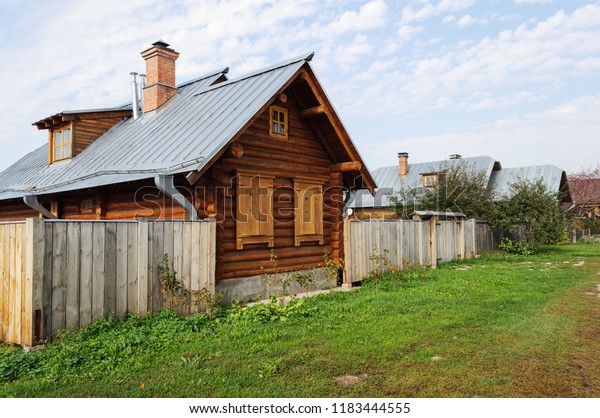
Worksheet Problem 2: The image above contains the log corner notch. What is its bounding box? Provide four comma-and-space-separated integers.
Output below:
330, 161, 362, 173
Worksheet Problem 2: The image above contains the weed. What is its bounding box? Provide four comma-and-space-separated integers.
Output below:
190, 288, 224, 319
159, 254, 182, 310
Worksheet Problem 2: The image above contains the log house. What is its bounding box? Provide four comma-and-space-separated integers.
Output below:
0, 41, 376, 301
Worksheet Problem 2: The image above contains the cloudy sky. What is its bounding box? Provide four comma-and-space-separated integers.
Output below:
1, 0, 599, 174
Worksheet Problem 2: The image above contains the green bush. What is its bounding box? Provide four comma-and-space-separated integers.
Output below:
498, 237, 536, 255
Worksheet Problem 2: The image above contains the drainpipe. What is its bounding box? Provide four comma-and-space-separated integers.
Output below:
22, 195, 57, 219
154, 174, 199, 220
342, 187, 354, 217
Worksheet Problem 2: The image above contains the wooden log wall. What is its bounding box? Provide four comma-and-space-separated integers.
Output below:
344, 219, 494, 283
208, 95, 345, 281
73, 117, 126, 156
0, 219, 216, 346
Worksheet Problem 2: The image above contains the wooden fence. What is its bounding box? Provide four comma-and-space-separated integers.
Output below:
0, 219, 216, 346
344, 219, 495, 283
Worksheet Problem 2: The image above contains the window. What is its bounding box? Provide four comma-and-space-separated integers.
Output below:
269, 106, 288, 139
52, 126, 72, 162
236, 170, 275, 249
80, 199, 95, 214
294, 177, 325, 246
422, 174, 438, 188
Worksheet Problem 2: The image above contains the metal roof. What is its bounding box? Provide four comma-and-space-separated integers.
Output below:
350, 156, 571, 209
488, 165, 569, 199
350, 156, 499, 209
0, 54, 317, 200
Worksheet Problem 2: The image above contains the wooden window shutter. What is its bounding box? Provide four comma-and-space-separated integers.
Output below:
294, 177, 325, 246
236, 170, 275, 249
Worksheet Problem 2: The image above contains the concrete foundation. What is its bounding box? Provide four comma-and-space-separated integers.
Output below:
216, 268, 334, 303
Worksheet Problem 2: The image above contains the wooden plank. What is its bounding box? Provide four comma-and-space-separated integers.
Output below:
172, 221, 184, 313
182, 222, 193, 308
207, 221, 216, 294
19, 224, 27, 346
104, 222, 117, 317
126, 222, 138, 313
92, 222, 106, 321
51, 222, 68, 337
137, 221, 149, 315
190, 222, 201, 314
79, 222, 93, 328
0, 225, 5, 343
116, 223, 128, 317
42, 222, 53, 341
151, 222, 163, 312
7, 224, 16, 344
65, 222, 81, 331
24, 220, 42, 346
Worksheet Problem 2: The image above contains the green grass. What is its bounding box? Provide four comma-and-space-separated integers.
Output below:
2, 243, 600, 397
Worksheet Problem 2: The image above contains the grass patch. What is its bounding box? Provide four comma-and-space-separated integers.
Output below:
1, 244, 600, 397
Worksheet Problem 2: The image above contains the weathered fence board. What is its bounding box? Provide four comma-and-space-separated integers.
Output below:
0, 219, 216, 346
344, 219, 496, 283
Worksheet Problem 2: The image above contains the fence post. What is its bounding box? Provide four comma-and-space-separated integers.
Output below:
137, 220, 149, 315
25, 218, 45, 346
429, 218, 437, 268
342, 217, 352, 289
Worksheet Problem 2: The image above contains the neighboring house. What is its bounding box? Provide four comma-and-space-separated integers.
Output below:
569, 177, 600, 229
0, 41, 376, 301
350, 153, 571, 219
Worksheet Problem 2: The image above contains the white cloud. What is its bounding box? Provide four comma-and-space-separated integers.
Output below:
364, 94, 600, 173
515, 0, 554, 4
456, 14, 488, 28
401, 0, 476, 23
326, 0, 388, 34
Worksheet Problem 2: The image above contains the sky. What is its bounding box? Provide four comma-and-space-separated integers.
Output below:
0, 0, 599, 175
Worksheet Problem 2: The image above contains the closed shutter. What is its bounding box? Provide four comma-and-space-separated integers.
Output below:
236, 170, 275, 249
294, 177, 325, 246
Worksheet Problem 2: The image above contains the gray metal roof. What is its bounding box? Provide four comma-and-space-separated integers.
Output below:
488, 165, 567, 198
0, 53, 314, 200
350, 155, 570, 209
350, 156, 499, 209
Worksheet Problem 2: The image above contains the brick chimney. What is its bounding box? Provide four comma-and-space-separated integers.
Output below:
141, 40, 180, 113
398, 152, 409, 177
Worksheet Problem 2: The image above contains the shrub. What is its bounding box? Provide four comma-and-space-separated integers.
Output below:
498, 238, 536, 256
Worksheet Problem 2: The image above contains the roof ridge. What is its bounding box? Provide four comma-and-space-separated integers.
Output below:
194, 52, 314, 96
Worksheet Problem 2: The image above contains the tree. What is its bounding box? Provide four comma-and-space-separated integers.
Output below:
495, 178, 569, 245
389, 161, 496, 221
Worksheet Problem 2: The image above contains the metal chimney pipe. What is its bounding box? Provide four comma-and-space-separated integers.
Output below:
138, 74, 146, 114
130, 72, 139, 120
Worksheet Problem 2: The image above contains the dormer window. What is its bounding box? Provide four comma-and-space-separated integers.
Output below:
269, 106, 288, 139
52, 125, 72, 162
422, 174, 438, 188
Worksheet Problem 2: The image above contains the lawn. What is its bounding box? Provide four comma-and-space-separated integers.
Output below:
1, 243, 599, 397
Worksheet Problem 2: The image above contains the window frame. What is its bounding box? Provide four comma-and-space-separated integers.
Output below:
422, 174, 438, 188
79, 199, 95, 214
51, 123, 73, 163
293, 176, 326, 246
269, 105, 288, 139
236, 170, 276, 250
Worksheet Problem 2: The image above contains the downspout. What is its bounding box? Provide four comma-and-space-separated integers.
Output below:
342, 187, 354, 217
23, 195, 57, 219
154, 174, 199, 220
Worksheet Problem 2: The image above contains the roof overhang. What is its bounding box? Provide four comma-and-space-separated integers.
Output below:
33, 108, 133, 130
